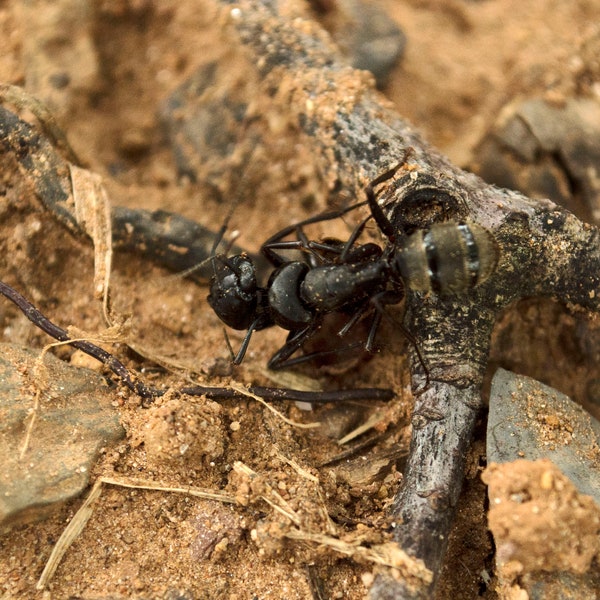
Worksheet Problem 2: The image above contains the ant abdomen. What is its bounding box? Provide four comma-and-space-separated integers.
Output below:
395, 222, 499, 294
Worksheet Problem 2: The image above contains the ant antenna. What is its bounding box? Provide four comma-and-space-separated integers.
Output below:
211, 199, 240, 254
159, 196, 242, 283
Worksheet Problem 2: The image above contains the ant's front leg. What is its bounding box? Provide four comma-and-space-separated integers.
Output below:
365, 147, 414, 243
225, 316, 265, 365
260, 201, 369, 267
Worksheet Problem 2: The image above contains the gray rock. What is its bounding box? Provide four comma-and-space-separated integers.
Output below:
0, 343, 124, 530
472, 98, 600, 225
328, 0, 406, 87
487, 369, 600, 597
160, 60, 253, 186
523, 569, 600, 600
487, 368, 600, 504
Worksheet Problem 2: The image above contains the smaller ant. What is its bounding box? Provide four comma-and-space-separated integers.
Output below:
207, 156, 422, 373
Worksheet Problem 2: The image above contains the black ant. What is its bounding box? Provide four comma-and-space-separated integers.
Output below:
207, 203, 397, 369
208, 156, 413, 371
208, 150, 499, 382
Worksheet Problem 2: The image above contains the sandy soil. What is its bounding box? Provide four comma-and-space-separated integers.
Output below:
0, 1, 599, 598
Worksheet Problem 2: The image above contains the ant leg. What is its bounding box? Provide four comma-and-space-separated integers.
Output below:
364, 310, 384, 353
261, 201, 369, 266
265, 147, 414, 266
266, 321, 323, 369
366, 147, 414, 243
268, 309, 377, 370
226, 317, 263, 365
337, 304, 371, 338
369, 293, 430, 394
263, 226, 348, 268
262, 168, 416, 267
266, 238, 347, 261
270, 340, 366, 369
339, 216, 371, 262
294, 226, 364, 267
295, 224, 321, 268
264, 220, 382, 269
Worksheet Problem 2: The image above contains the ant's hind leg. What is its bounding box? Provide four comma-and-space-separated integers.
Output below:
266, 322, 322, 370
370, 293, 430, 394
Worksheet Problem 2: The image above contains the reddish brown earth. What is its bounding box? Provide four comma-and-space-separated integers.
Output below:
1, 1, 599, 598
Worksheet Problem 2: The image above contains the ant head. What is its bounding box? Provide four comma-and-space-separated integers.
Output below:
207, 254, 258, 330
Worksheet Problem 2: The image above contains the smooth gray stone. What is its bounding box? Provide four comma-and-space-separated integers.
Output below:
0, 343, 124, 529
488, 368, 600, 505
473, 98, 600, 224
332, 0, 406, 87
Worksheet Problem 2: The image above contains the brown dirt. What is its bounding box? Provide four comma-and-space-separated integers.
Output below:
482, 459, 600, 596
483, 459, 600, 575
0, 1, 599, 599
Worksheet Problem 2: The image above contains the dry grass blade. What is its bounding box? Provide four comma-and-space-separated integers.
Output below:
19, 345, 53, 459
36, 479, 103, 589
69, 164, 113, 319
234, 461, 301, 525
284, 529, 432, 585
36, 477, 236, 589
274, 449, 319, 483
229, 382, 321, 429
98, 476, 236, 503
337, 410, 387, 445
